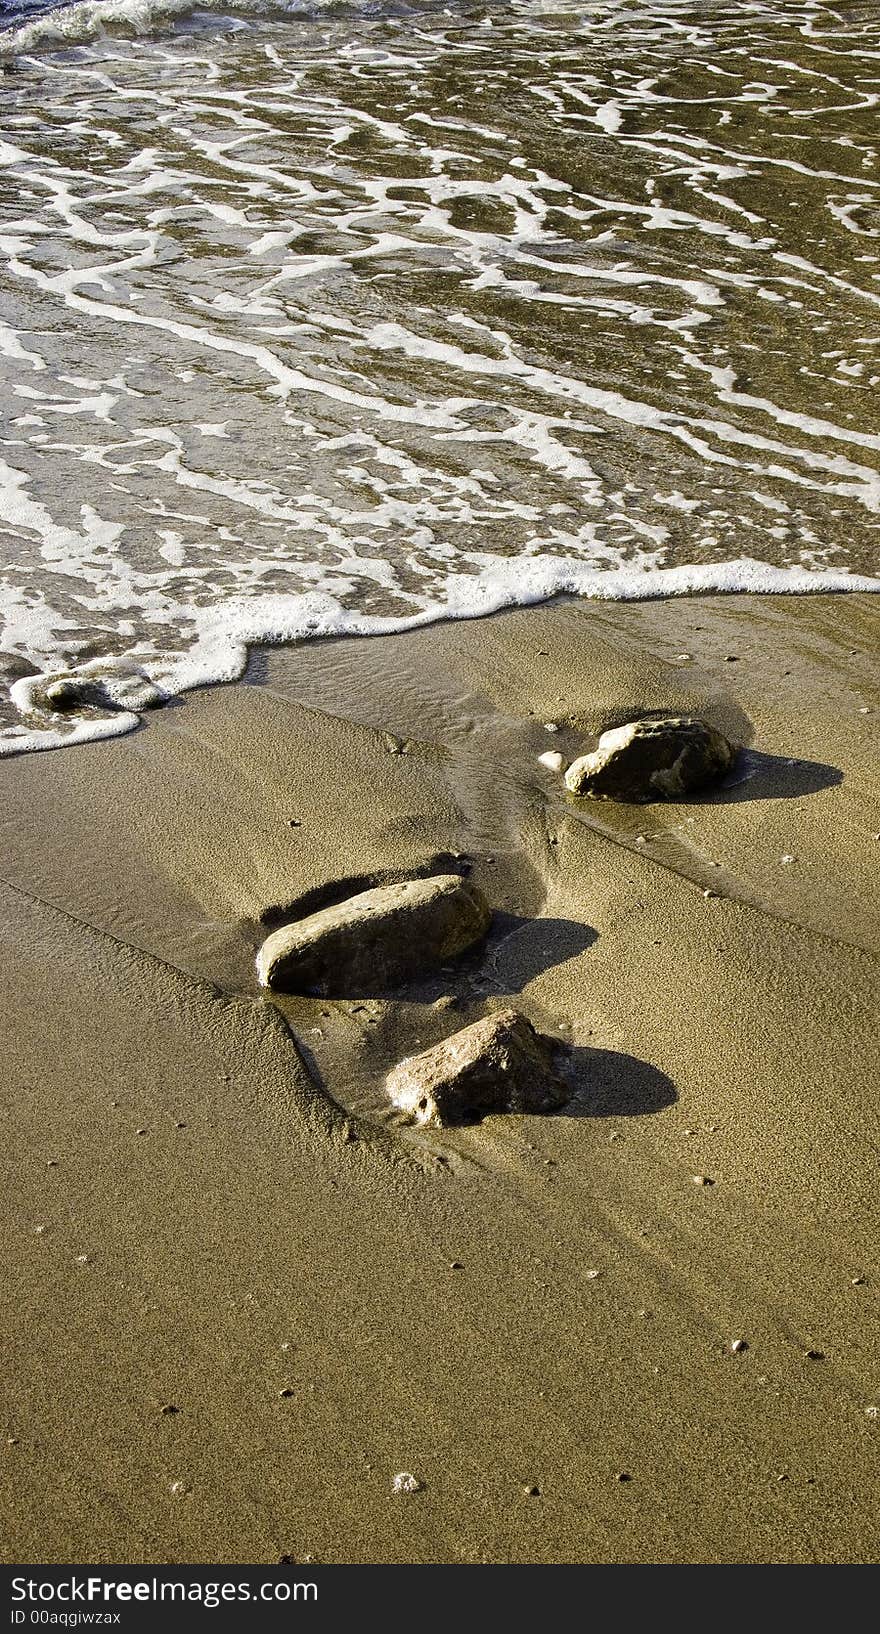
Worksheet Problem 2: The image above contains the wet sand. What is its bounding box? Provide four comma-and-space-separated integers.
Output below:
1, 592, 878, 1564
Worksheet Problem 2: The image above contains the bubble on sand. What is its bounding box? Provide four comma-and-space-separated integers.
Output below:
391, 1471, 423, 1495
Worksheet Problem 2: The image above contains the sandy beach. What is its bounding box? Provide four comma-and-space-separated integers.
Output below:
1, 591, 878, 1565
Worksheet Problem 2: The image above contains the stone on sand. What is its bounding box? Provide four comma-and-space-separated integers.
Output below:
386, 1007, 569, 1127
564, 716, 734, 803
256, 873, 491, 995
43, 660, 166, 715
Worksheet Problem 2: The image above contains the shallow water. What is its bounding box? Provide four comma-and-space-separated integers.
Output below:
1, 0, 878, 751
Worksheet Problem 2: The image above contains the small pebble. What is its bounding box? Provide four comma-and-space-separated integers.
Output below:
169, 1480, 191, 1497
731, 1339, 748, 1354
288, 818, 302, 827
617, 1472, 633, 1483
524, 1484, 541, 1497
543, 721, 559, 733
804, 1349, 825, 1362
34, 1225, 46, 1235
851, 1275, 866, 1286
586, 1269, 601, 1280
538, 749, 564, 773
391, 1472, 423, 1495
75, 1254, 91, 1264
692, 1174, 714, 1187
449, 1261, 464, 1271
46, 1159, 58, 1168
703, 889, 717, 899
635, 834, 646, 846
136, 1127, 147, 1136
279, 1387, 295, 1399
724, 654, 739, 663
865, 1406, 878, 1420
160, 1404, 181, 1416
781, 854, 796, 865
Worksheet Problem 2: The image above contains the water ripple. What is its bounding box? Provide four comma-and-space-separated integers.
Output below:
0, 0, 878, 750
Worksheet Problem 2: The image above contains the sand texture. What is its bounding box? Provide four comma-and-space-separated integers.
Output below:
1, 592, 878, 1564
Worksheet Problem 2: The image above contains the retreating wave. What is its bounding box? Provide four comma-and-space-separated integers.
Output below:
1, 0, 878, 752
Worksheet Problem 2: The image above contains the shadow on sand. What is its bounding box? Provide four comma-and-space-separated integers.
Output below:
711, 748, 842, 805
559, 1045, 677, 1118
480, 912, 599, 993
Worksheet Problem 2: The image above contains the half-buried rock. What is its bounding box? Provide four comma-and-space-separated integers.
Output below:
564, 716, 734, 803
256, 873, 491, 995
386, 1008, 569, 1127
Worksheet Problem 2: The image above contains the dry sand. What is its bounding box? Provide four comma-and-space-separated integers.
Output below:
1, 592, 878, 1565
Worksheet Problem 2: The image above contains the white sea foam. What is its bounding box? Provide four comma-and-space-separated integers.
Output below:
1, 0, 878, 753
0, 0, 321, 56
3, 554, 877, 757
2, 0, 213, 53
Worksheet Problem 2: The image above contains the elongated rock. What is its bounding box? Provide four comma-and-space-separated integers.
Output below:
387, 1008, 569, 1126
256, 873, 491, 995
564, 716, 734, 803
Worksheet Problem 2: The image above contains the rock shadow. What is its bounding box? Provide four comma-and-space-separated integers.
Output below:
559, 1045, 677, 1118
480, 911, 598, 993
709, 748, 842, 805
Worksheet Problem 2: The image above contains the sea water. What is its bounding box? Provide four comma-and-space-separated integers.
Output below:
1, 0, 878, 751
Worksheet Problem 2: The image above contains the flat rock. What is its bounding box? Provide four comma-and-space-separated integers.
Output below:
256, 873, 491, 995
386, 1007, 569, 1126
564, 716, 734, 803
